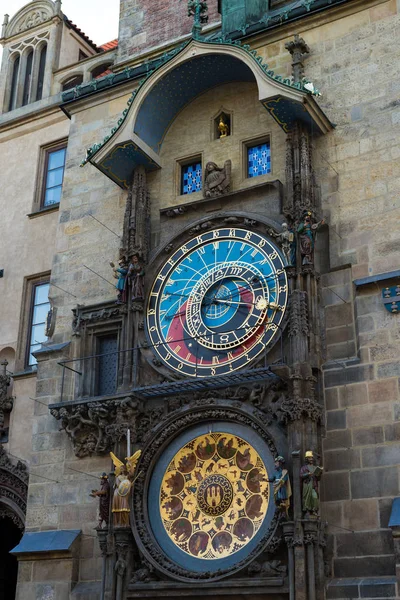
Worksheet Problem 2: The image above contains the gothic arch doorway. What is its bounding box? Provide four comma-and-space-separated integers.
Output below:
0, 515, 22, 599
0, 446, 28, 600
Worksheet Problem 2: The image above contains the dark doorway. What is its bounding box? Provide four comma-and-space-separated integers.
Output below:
0, 517, 22, 600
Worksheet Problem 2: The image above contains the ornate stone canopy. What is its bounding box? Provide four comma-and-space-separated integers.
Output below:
84, 38, 333, 189
0, 446, 28, 531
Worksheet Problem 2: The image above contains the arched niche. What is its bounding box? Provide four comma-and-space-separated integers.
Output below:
87, 39, 332, 189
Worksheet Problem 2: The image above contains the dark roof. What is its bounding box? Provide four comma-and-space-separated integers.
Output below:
63, 16, 101, 52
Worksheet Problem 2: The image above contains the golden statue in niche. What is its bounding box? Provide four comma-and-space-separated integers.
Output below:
160, 433, 270, 560
218, 115, 230, 138
110, 450, 141, 527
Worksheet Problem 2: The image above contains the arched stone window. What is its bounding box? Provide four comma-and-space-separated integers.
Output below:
90, 62, 112, 79
22, 49, 33, 106
8, 54, 20, 111
62, 74, 83, 92
36, 43, 47, 101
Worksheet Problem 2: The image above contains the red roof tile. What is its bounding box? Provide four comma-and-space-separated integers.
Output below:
100, 39, 118, 51
94, 68, 113, 79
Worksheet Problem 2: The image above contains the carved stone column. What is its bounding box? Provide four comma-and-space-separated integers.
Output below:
96, 528, 109, 600
303, 520, 319, 600
120, 166, 150, 389
285, 34, 310, 85
114, 528, 133, 600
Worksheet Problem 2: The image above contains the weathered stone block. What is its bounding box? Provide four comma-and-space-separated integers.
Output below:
351, 467, 398, 499
359, 580, 397, 598
33, 559, 74, 582
326, 303, 353, 328
339, 382, 368, 407
347, 403, 393, 428
321, 472, 350, 502
323, 429, 352, 451
18, 561, 33, 582
325, 448, 361, 471
334, 556, 395, 578
352, 426, 384, 446
377, 362, 400, 379
46, 483, 81, 506
327, 326, 355, 346
326, 583, 358, 599
379, 498, 394, 529
384, 422, 400, 442
362, 445, 400, 468
327, 341, 356, 360
342, 498, 379, 531
327, 410, 347, 430
368, 378, 399, 403
324, 365, 374, 388
325, 387, 339, 410
320, 500, 342, 525
336, 530, 393, 557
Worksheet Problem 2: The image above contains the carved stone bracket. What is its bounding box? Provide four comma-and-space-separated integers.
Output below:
50, 374, 296, 456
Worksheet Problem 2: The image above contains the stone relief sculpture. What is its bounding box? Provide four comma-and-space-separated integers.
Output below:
110, 450, 141, 527
204, 160, 231, 198
90, 472, 111, 528
300, 450, 323, 517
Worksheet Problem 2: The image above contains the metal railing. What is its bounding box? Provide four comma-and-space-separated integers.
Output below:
56, 324, 285, 404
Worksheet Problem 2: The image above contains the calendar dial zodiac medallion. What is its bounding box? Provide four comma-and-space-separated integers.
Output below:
160, 432, 270, 560
146, 227, 288, 377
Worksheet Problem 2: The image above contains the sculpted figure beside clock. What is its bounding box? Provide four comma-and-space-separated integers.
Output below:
146, 227, 288, 377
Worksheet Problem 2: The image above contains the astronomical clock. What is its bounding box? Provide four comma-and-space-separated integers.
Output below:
132, 216, 292, 583
146, 227, 288, 377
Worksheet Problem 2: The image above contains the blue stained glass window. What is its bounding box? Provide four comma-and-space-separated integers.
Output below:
181, 162, 202, 195
247, 142, 271, 178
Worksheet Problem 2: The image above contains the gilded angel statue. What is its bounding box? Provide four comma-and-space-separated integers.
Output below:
110, 450, 141, 527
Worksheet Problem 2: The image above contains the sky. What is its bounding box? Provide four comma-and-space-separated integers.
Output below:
0, 0, 120, 63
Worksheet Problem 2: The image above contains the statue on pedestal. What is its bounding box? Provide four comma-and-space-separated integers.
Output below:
110, 450, 142, 527
300, 450, 323, 517
218, 115, 229, 138
269, 223, 296, 266
110, 257, 129, 304
269, 455, 292, 518
297, 211, 324, 265
128, 254, 145, 301
90, 472, 110, 528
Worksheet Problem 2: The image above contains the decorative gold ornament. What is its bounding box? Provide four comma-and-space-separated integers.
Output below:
160, 433, 270, 559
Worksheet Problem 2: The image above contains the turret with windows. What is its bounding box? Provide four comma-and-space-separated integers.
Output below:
0, 0, 106, 114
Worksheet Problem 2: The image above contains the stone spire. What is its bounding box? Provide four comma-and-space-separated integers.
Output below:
187, 0, 208, 39
285, 34, 310, 84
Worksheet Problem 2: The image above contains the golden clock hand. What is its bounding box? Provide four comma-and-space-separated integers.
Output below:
214, 298, 283, 310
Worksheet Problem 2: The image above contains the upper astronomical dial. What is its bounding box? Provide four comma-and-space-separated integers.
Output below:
146, 227, 288, 377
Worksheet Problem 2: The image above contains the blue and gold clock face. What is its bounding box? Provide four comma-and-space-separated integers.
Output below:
146, 227, 287, 377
